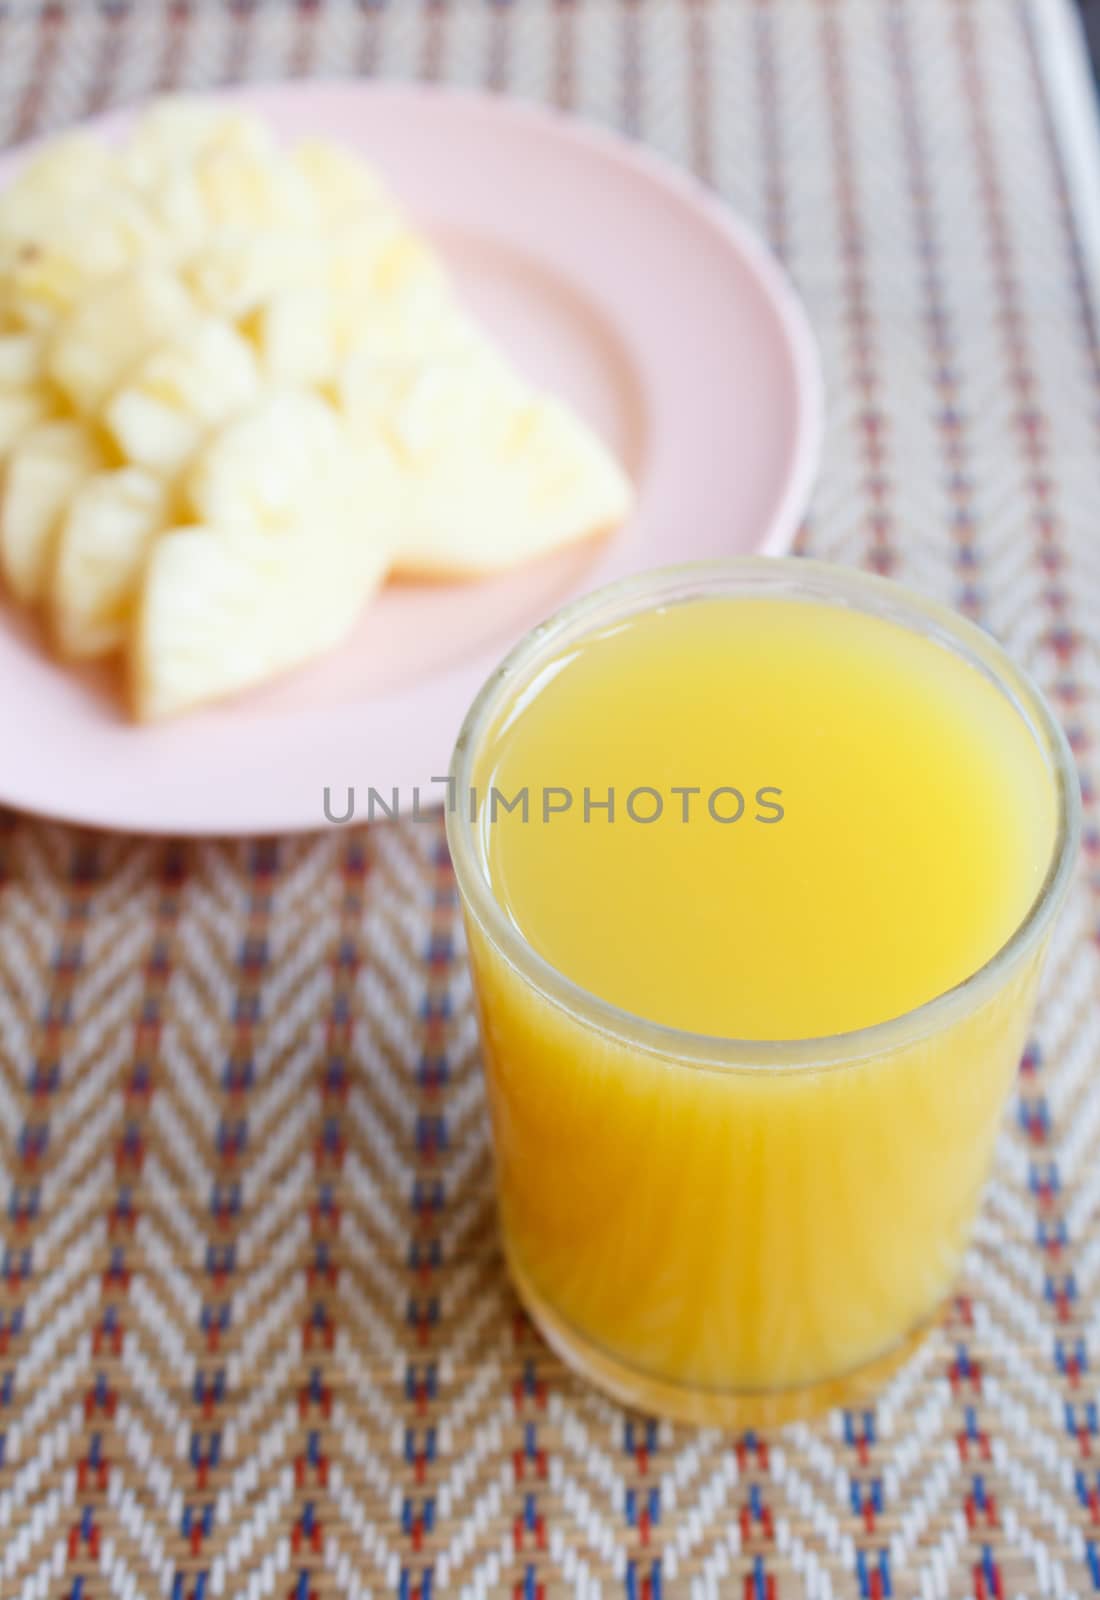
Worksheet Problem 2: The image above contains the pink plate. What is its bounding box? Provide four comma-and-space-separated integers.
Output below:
0, 82, 822, 835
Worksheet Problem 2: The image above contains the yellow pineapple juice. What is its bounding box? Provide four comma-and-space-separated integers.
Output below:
447, 562, 1078, 1418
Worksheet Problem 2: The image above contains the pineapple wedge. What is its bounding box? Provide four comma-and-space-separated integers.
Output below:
0, 386, 54, 462
121, 100, 278, 191
106, 317, 260, 474
50, 466, 168, 658
187, 229, 326, 320
340, 339, 633, 576
0, 332, 43, 388
0, 188, 175, 325
0, 419, 105, 605
134, 392, 397, 720
0, 135, 116, 232
195, 141, 318, 233
133, 512, 393, 721
253, 281, 336, 387
125, 108, 341, 261
3, 237, 90, 330
48, 267, 196, 417
248, 219, 448, 383
184, 389, 364, 536
291, 138, 392, 226
326, 221, 453, 360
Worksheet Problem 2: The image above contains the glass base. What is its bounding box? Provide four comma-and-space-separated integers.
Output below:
509, 1253, 935, 1427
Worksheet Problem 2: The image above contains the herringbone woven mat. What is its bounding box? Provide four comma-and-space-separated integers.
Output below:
1, 1, 1099, 1596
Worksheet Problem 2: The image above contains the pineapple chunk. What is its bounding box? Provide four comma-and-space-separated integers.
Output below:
184, 389, 362, 536
195, 142, 318, 232
0, 331, 42, 388
0, 135, 117, 244
122, 100, 278, 191
138, 167, 209, 261
75, 188, 178, 273
0, 386, 53, 462
50, 466, 168, 658
186, 229, 325, 319
134, 389, 398, 718
0, 419, 104, 605
291, 138, 392, 225
3, 239, 89, 329
327, 222, 453, 358
132, 510, 392, 721
126, 104, 318, 251
341, 339, 633, 576
106, 317, 260, 474
253, 282, 336, 386
48, 267, 196, 417
0, 193, 174, 327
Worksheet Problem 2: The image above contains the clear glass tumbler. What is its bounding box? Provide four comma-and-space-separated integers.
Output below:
446, 561, 1080, 1423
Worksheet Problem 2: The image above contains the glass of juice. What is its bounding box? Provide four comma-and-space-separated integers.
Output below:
446, 560, 1080, 1423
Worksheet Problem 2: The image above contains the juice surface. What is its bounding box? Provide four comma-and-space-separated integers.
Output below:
476, 597, 1056, 1039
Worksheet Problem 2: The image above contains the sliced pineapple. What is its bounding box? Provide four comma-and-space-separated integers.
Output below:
0, 331, 42, 387
132, 509, 393, 721
47, 266, 196, 417
127, 111, 373, 251
292, 138, 392, 226
121, 100, 278, 191
191, 213, 434, 353
106, 317, 260, 474
134, 392, 397, 719
186, 228, 326, 320
326, 221, 453, 359
0, 135, 117, 244
76, 187, 181, 274
0, 386, 53, 461
0, 207, 155, 334
0, 97, 635, 720
4, 239, 89, 331
195, 141, 318, 232
341, 338, 632, 575
252, 281, 336, 387
50, 466, 168, 658
184, 388, 364, 536
337, 308, 481, 438
139, 167, 210, 263
0, 419, 105, 605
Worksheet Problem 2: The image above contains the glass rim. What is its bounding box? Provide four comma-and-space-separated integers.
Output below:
446, 558, 1081, 1072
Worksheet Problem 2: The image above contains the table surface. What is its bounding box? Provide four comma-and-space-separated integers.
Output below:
2, 1, 1100, 1597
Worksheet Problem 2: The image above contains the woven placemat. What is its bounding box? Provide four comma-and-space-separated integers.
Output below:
1, 1, 1099, 1595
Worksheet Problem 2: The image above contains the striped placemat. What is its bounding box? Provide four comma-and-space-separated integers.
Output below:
1, 1, 1099, 1596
